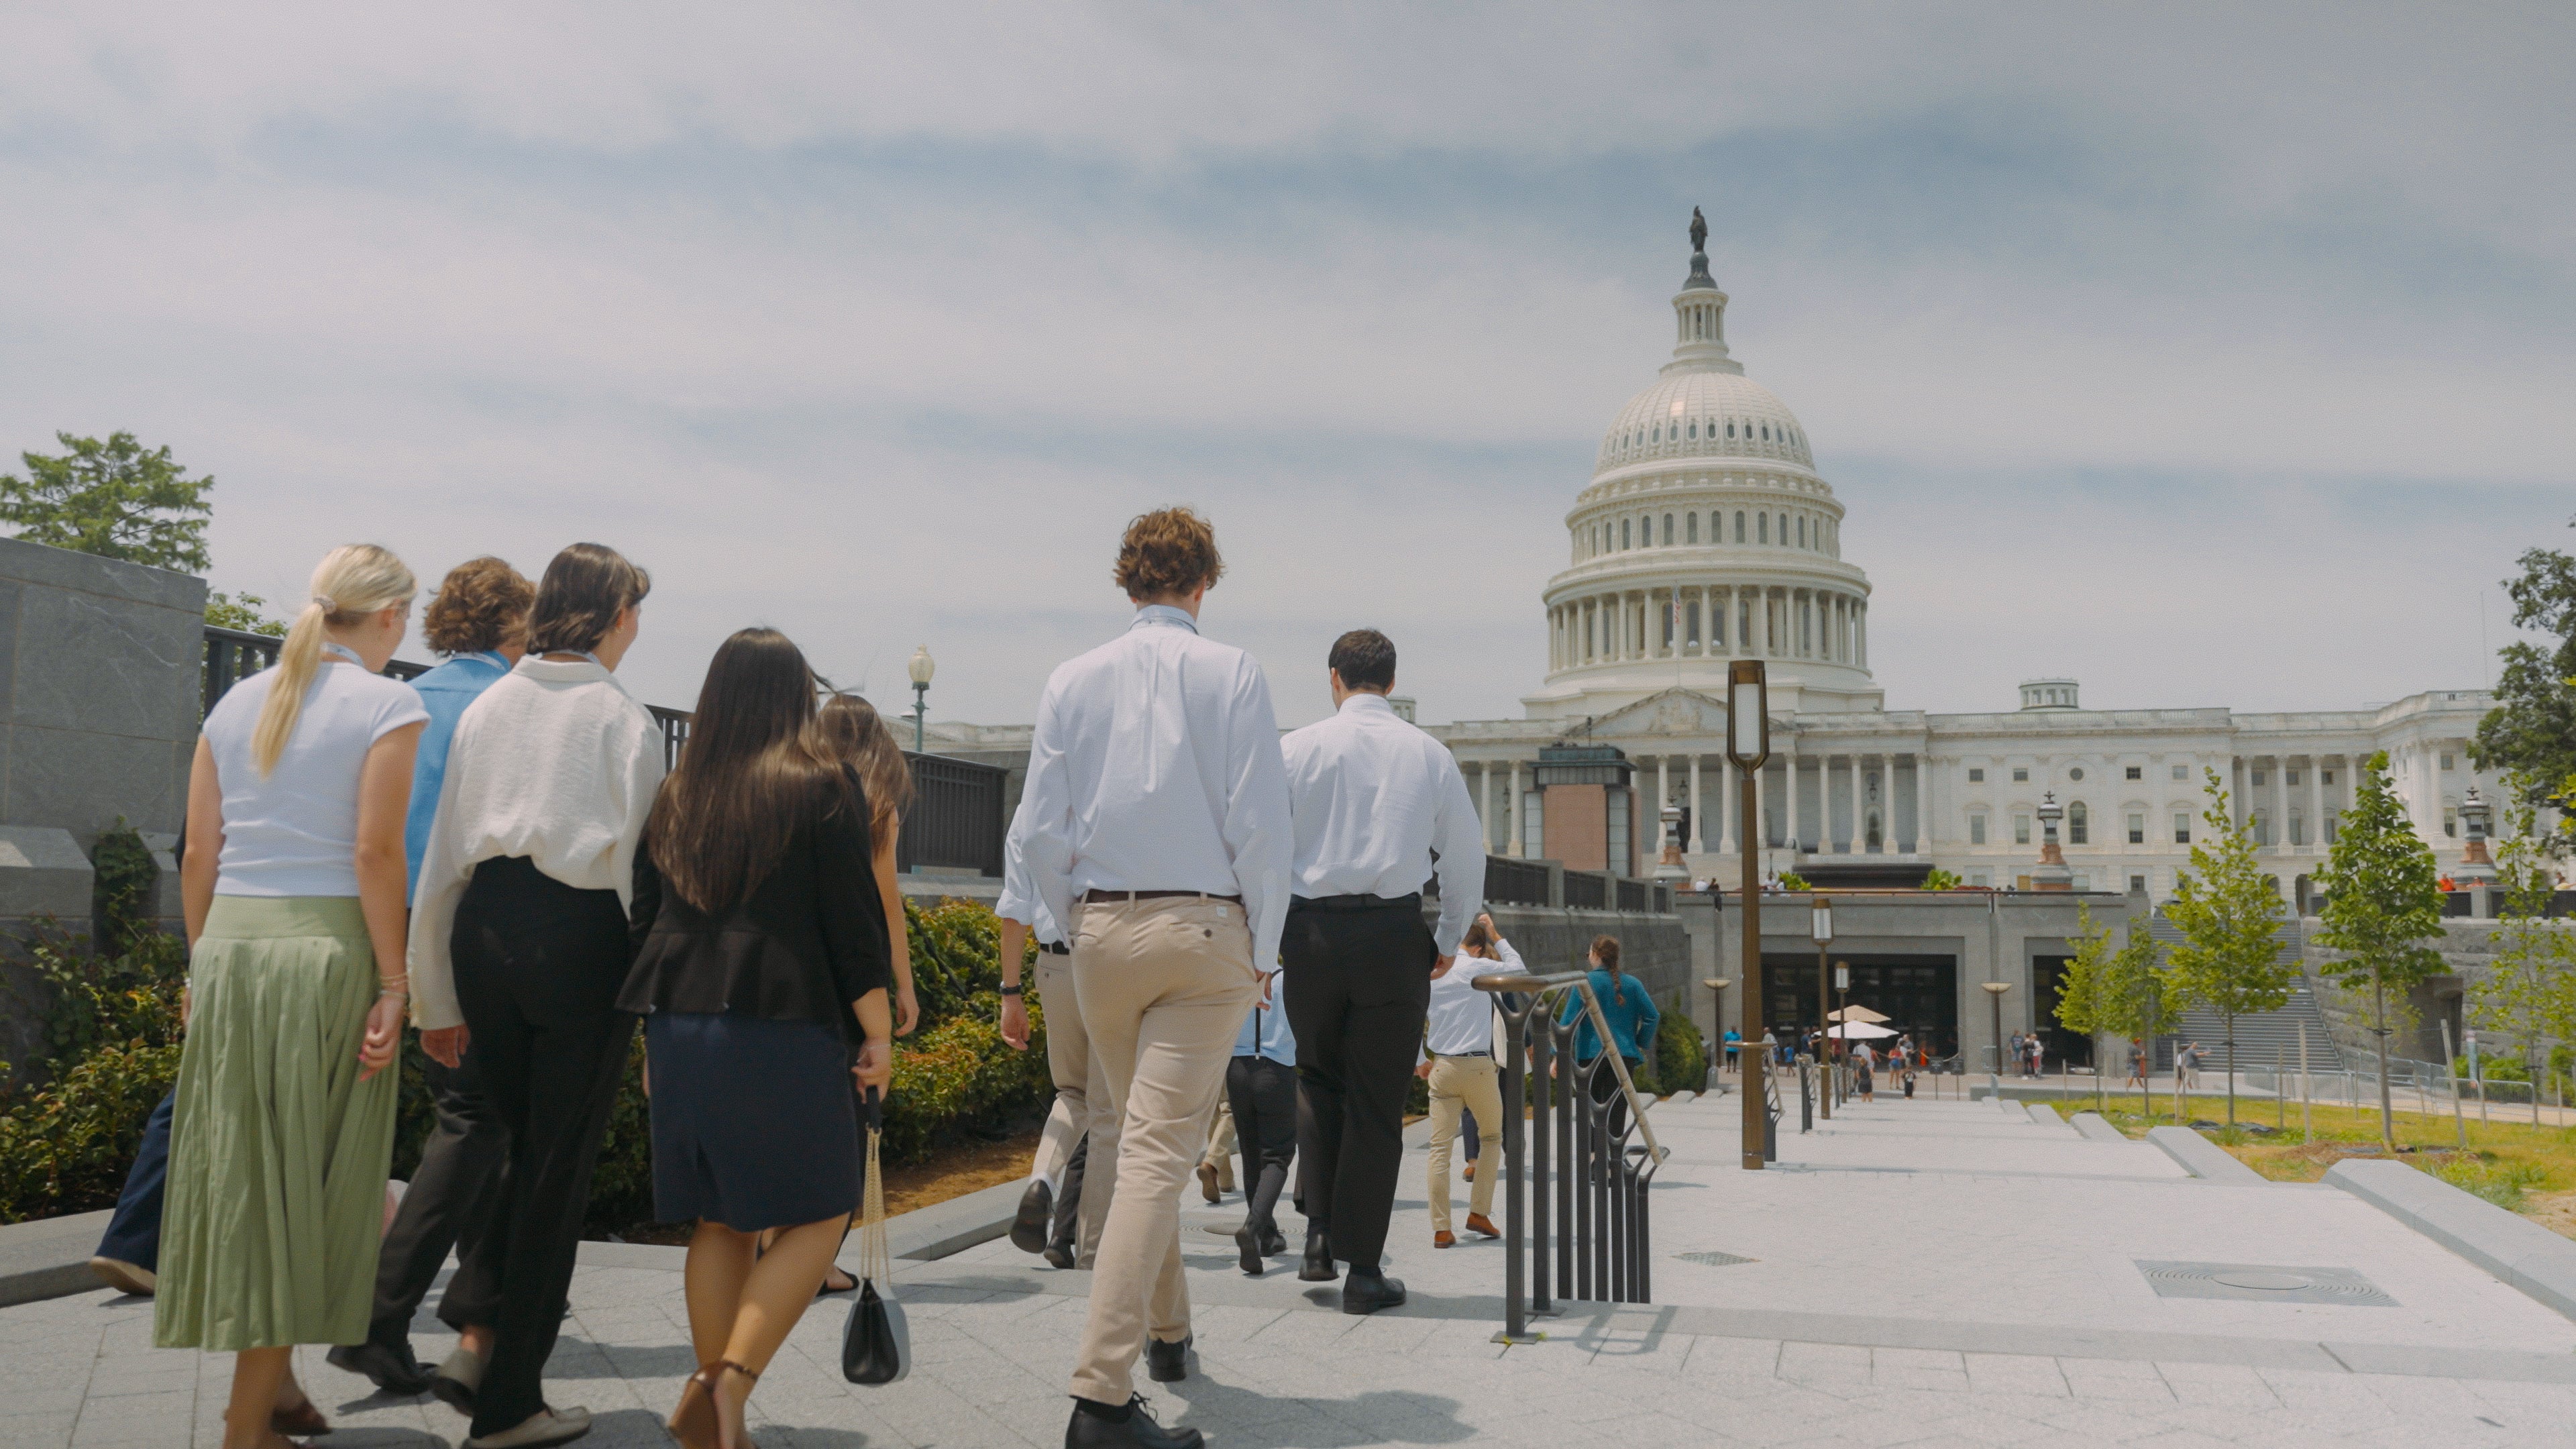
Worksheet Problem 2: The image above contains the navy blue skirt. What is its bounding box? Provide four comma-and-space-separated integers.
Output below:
645, 1012, 862, 1232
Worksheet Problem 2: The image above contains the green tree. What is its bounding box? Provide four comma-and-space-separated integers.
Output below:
0, 432, 213, 571
2473, 534, 2576, 835
2165, 769, 2293, 1125
2470, 790, 2576, 1122
2314, 752, 2448, 1148
205, 591, 286, 637
2052, 906, 2118, 1110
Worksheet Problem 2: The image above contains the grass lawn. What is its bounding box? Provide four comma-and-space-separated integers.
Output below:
2050, 1093, 2576, 1241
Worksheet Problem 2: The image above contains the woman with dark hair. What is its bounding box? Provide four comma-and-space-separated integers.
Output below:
408, 542, 660, 1449
624, 629, 894, 1449
1556, 935, 1660, 1141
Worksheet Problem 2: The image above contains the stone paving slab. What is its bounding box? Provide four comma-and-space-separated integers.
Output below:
9, 1092, 2576, 1446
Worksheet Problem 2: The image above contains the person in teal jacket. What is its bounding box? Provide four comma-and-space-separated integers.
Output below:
1558, 936, 1660, 1138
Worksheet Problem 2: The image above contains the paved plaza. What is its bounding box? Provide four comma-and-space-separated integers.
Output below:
8, 1090, 2576, 1448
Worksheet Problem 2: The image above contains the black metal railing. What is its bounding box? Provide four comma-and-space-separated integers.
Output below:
203, 626, 282, 716
1473, 967, 1666, 1344
1616, 878, 1647, 912
1562, 872, 1607, 910
1485, 855, 1552, 908
897, 751, 1007, 876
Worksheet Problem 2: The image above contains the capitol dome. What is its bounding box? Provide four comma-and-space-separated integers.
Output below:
1524, 212, 1880, 721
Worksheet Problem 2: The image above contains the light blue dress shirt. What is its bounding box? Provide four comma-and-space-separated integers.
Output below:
1234, 994, 1295, 1066
402, 651, 511, 900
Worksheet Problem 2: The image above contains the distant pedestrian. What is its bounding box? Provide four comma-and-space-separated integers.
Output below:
2180, 1041, 2205, 1091
1422, 914, 1510, 1251
1723, 1028, 1742, 1073
2127, 1038, 2148, 1090
1854, 1046, 1875, 1102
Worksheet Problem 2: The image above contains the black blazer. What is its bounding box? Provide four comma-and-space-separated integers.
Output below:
617, 769, 894, 1036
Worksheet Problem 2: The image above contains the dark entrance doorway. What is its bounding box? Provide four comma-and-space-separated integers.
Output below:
2031, 955, 2094, 1069
1762, 955, 1958, 1063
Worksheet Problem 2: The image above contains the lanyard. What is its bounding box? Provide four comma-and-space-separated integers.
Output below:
320, 643, 366, 666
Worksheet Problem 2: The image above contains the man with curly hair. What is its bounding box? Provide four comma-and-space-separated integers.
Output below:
329, 555, 534, 1399
1014, 506, 1291, 1449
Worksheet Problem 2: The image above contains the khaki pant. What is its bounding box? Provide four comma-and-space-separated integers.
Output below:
1199, 1091, 1236, 1190
1067, 897, 1259, 1405
1031, 953, 1111, 1263
1425, 1055, 1501, 1233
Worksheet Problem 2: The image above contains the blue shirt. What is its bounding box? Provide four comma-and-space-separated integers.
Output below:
1234, 994, 1295, 1067
1558, 968, 1661, 1065
403, 651, 513, 899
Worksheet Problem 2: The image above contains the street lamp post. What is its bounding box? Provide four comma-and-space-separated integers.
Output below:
1702, 977, 1733, 1092
1982, 980, 2013, 1095
1728, 659, 1771, 1171
1834, 961, 1851, 1104
1811, 894, 1833, 1122
906, 645, 935, 753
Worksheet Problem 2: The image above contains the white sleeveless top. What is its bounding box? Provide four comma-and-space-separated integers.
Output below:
203, 662, 429, 897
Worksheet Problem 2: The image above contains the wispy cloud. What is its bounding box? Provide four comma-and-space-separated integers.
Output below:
0, 1, 2566, 727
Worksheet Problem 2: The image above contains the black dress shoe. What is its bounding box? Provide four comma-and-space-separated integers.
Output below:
1298, 1232, 1338, 1283
1342, 1270, 1407, 1316
1234, 1224, 1265, 1277
1043, 1242, 1077, 1270
1260, 1227, 1287, 1256
1146, 1334, 1191, 1383
1012, 1180, 1056, 1254
1067, 1395, 1202, 1449
328, 1339, 433, 1397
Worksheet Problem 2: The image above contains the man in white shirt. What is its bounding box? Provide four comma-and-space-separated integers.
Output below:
1280, 629, 1483, 1313
1014, 508, 1291, 1449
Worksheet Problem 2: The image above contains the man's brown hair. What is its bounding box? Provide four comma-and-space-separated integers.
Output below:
1113, 506, 1224, 601
422, 556, 534, 656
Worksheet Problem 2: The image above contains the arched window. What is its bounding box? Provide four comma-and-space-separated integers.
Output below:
1761, 423, 1770, 441
2068, 802, 2089, 845
1758, 514, 1768, 543
1662, 513, 1674, 545
1726, 421, 1736, 439
1621, 518, 1631, 549
1686, 513, 1699, 543
1797, 517, 1807, 547
1686, 421, 1697, 439
1735, 511, 1746, 541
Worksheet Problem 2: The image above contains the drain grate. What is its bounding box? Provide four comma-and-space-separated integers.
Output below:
1675, 1250, 1758, 1268
2135, 1260, 2396, 1306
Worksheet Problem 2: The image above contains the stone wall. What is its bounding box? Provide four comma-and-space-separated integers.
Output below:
0, 537, 205, 1076
2301, 914, 2535, 1067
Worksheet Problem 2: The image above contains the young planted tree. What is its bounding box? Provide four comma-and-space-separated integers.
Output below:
2053, 906, 2114, 1112
2165, 769, 2294, 1126
2103, 914, 2180, 1124
2313, 752, 2447, 1150
0, 432, 213, 571
2471, 791, 2576, 1123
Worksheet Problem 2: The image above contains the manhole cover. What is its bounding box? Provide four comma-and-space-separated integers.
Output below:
2135, 1260, 2395, 1306
2212, 1271, 2313, 1291
1675, 1250, 1757, 1268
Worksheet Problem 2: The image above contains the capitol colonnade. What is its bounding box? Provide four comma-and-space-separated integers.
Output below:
1546, 583, 1868, 671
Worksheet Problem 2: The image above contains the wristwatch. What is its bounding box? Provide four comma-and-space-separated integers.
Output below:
1000, 983, 1024, 996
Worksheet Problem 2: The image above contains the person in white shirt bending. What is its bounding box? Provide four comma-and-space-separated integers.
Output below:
1420, 914, 1514, 1248
408, 543, 662, 1449
1280, 629, 1484, 1313
1015, 508, 1291, 1449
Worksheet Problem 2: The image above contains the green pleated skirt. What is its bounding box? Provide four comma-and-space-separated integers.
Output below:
154, 896, 398, 1351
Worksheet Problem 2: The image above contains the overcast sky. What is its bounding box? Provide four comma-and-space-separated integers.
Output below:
2, 3, 2568, 728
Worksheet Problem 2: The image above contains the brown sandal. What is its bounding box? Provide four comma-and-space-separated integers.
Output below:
669, 1359, 759, 1449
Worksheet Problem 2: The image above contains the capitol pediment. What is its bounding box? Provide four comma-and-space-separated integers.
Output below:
1580, 687, 1731, 741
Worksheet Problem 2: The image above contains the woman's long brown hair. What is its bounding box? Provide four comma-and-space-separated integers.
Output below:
647, 627, 861, 912
814, 693, 914, 839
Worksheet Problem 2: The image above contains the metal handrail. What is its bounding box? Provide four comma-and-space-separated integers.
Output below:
1470, 968, 1664, 1167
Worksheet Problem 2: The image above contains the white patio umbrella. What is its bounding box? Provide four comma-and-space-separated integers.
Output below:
1827, 1005, 1891, 1024
1827, 1021, 1898, 1040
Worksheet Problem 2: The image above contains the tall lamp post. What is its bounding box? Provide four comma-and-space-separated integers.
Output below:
906, 645, 935, 753
1811, 894, 1833, 1121
1728, 659, 1771, 1170
1982, 980, 2013, 1095
1833, 961, 1851, 1104
1702, 977, 1734, 1091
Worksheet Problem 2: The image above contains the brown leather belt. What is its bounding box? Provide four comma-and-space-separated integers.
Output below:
1079, 889, 1242, 904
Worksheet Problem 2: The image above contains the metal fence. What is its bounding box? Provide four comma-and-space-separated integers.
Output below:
1484, 855, 1552, 908
1562, 871, 1607, 910
1616, 878, 1647, 912
896, 752, 1008, 877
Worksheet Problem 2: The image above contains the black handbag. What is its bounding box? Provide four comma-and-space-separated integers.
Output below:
842, 1087, 910, 1385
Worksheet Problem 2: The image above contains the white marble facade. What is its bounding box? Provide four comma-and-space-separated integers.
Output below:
1426, 229, 2496, 896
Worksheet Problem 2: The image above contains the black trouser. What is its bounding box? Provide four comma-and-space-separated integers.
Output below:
1226, 1053, 1297, 1234
1587, 1054, 1643, 1144
1283, 897, 1434, 1274
1049, 1135, 1087, 1252
95, 1089, 174, 1272
369, 1053, 511, 1350
447, 857, 635, 1438
1460, 1106, 1481, 1163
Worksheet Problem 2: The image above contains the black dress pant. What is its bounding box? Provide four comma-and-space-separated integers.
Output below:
95, 1089, 174, 1273
1049, 1136, 1087, 1252
368, 1053, 510, 1350
1226, 1054, 1297, 1233
447, 857, 636, 1439
1283, 899, 1434, 1273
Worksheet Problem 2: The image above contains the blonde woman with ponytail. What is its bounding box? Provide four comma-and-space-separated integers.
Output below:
156, 545, 429, 1449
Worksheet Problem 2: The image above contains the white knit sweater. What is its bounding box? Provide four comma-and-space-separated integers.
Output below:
407, 657, 667, 1030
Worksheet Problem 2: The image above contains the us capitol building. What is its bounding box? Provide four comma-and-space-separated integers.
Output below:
929, 217, 2497, 908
